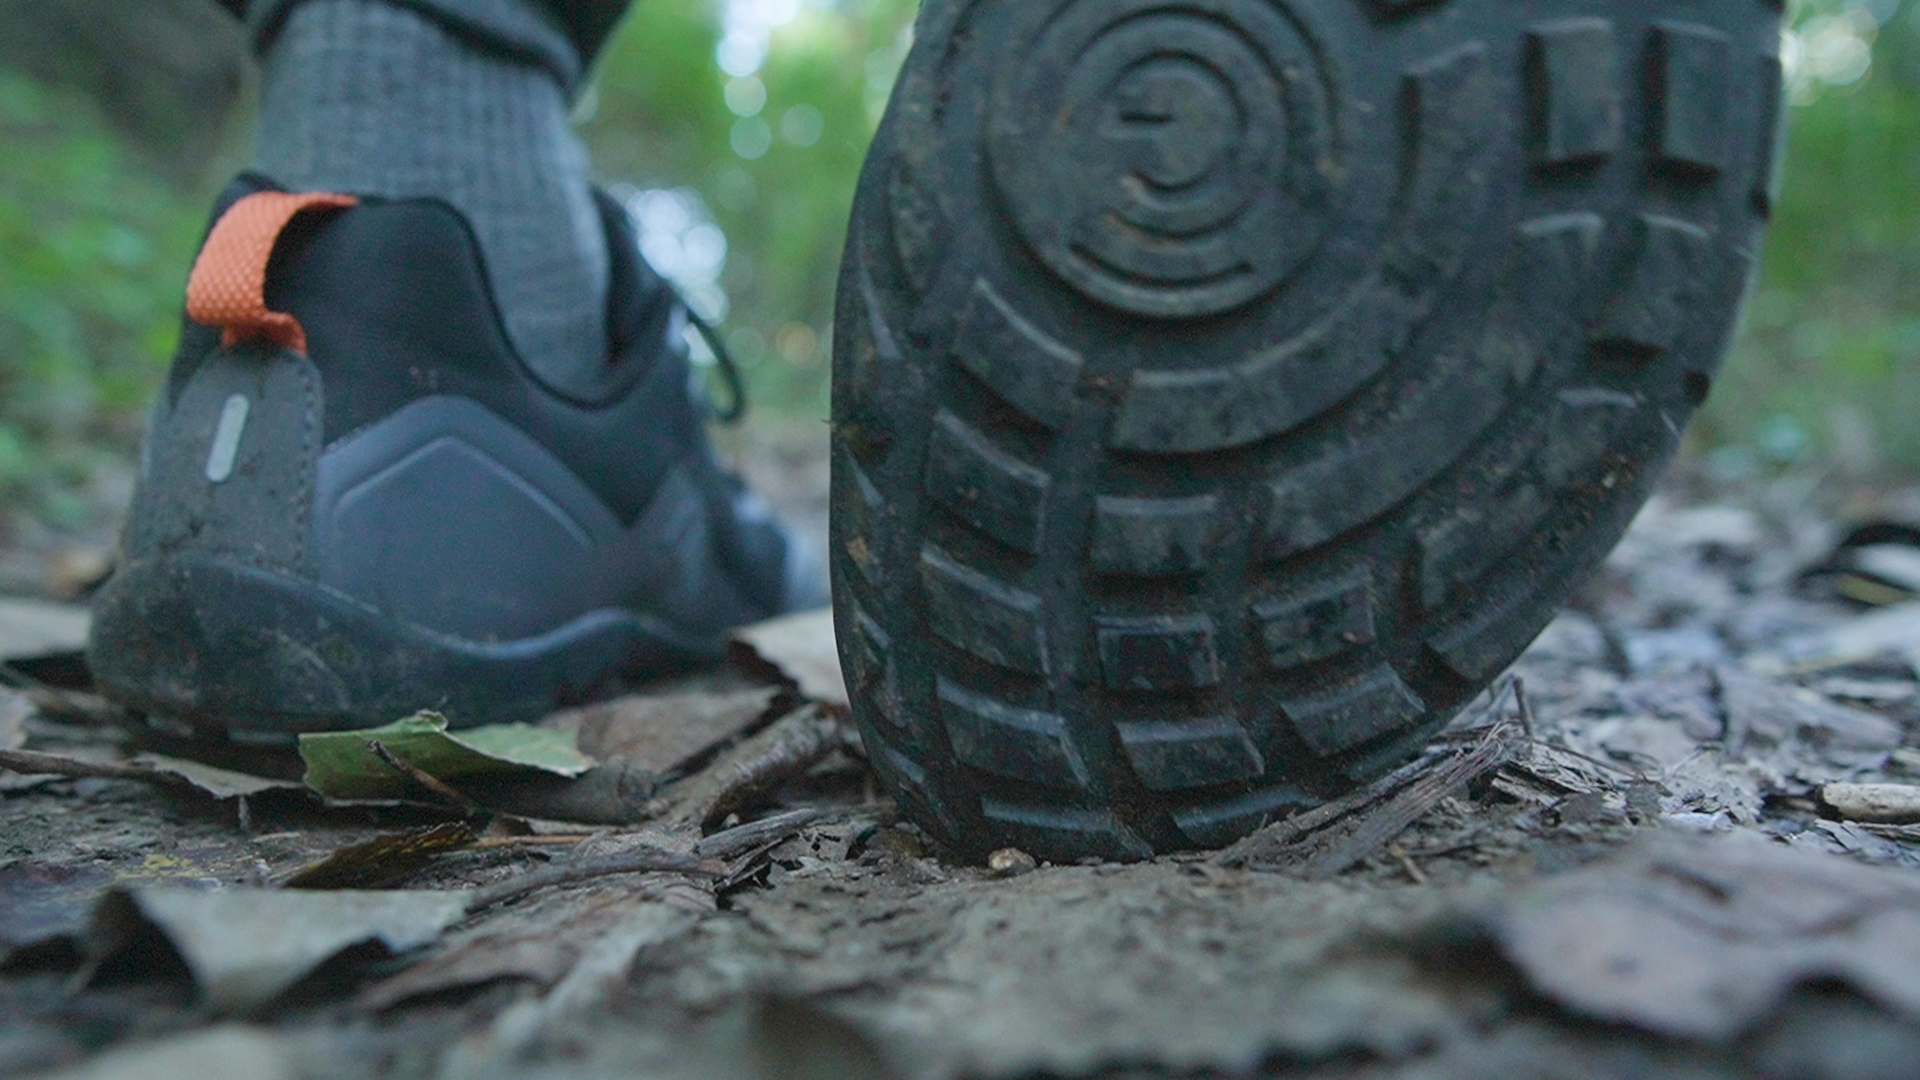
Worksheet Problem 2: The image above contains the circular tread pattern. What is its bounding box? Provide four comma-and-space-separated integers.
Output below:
988, 0, 1335, 318
833, 0, 1784, 863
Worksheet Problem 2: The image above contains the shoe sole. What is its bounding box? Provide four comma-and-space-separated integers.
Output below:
89, 555, 710, 742
830, 0, 1782, 860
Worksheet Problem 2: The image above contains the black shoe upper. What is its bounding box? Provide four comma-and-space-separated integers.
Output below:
146, 174, 813, 636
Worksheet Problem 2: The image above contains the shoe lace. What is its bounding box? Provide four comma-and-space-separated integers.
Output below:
683, 305, 748, 426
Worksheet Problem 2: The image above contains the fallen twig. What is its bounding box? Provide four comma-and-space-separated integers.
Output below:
0, 747, 190, 789
464, 845, 719, 913
470, 834, 595, 849
695, 807, 822, 861
1515, 678, 1537, 740
660, 705, 847, 829
24, 688, 123, 727
0, 663, 127, 727
1389, 844, 1428, 886
368, 738, 489, 818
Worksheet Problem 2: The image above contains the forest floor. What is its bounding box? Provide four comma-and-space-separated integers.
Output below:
7, 428, 1920, 1080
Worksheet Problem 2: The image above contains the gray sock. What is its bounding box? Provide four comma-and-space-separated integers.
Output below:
254, 0, 609, 397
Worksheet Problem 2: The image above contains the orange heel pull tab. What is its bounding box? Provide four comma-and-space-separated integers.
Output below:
185, 192, 359, 356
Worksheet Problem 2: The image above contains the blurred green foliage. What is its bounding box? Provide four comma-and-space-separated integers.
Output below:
584, 0, 917, 416
0, 0, 1916, 525
0, 70, 202, 522
1702, 0, 1920, 475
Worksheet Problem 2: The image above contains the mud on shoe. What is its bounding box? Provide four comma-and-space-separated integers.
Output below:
89, 177, 823, 740
831, 0, 1785, 860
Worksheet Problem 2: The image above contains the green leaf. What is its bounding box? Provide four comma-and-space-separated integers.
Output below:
298, 712, 594, 801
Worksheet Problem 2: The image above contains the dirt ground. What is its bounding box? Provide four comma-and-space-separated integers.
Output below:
8, 430, 1920, 1080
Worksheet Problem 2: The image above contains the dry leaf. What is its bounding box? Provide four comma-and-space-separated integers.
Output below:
0, 746, 301, 801
34, 1025, 294, 1080
733, 609, 847, 710
0, 860, 116, 953
299, 712, 592, 800
88, 886, 474, 1013
1485, 832, 1920, 1039
0, 686, 28, 750
0, 597, 89, 662
543, 685, 780, 775
280, 822, 481, 890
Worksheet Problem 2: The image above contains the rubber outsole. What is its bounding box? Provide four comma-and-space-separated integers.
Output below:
830, 0, 1783, 861
88, 556, 711, 742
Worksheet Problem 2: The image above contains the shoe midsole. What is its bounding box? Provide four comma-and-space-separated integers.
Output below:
88, 554, 712, 740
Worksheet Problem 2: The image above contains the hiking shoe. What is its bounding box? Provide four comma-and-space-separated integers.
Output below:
89, 176, 824, 740
832, 0, 1784, 860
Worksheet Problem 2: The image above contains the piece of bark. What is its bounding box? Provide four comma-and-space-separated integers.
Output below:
480, 760, 663, 825
1762, 600, 1920, 675
1217, 748, 1450, 867
355, 879, 697, 1013
356, 918, 597, 1013
455, 900, 705, 1062
1297, 720, 1526, 879
1822, 782, 1920, 824
34, 1026, 296, 1080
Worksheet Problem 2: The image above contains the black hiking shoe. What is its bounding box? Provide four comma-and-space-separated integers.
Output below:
89, 176, 825, 740
832, 0, 1784, 860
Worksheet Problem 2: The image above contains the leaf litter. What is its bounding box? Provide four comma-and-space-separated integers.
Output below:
298, 712, 593, 801
12, 468, 1920, 1077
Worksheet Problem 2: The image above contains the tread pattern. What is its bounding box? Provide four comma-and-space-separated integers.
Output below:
1651, 22, 1734, 177
1117, 716, 1266, 792
938, 677, 1090, 790
1106, 41, 1497, 455
1527, 18, 1621, 167
1094, 615, 1223, 691
1252, 566, 1376, 669
833, 0, 1780, 862
1281, 668, 1429, 758
1091, 495, 1219, 577
918, 545, 1049, 675
837, 448, 885, 586
927, 409, 1050, 552
980, 797, 1155, 862
1594, 215, 1712, 360
951, 279, 1083, 430
846, 606, 903, 728
1170, 784, 1318, 849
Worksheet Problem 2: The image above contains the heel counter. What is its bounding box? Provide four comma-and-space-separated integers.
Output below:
123, 348, 323, 575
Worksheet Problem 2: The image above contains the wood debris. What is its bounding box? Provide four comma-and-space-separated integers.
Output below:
1822, 782, 1920, 825
657, 704, 849, 830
